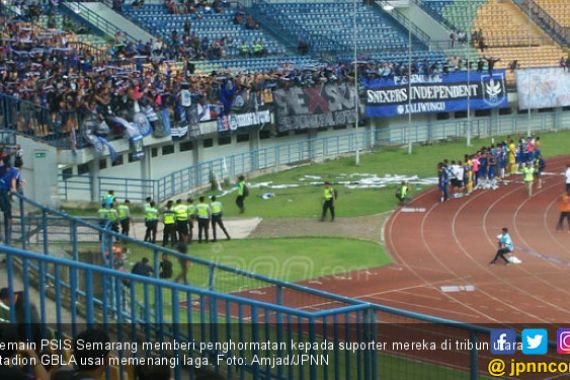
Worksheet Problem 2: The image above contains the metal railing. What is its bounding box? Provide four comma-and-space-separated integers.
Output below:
61, 1, 138, 43
375, 109, 570, 145
67, 40, 109, 62
2, 242, 500, 379
3, 192, 510, 380
58, 109, 570, 203
11, 192, 361, 310
515, 0, 570, 47
58, 130, 371, 202
0, 93, 117, 150
372, 0, 432, 49
410, 0, 456, 32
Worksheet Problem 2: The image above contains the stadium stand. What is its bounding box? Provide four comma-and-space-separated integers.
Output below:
534, 0, 570, 26
37, 13, 110, 49
471, 0, 565, 71
120, 2, 321, 71
422, 0, 565, 72
122, 3, 297, 61
253, 1, 436, 58
422, 0, 486, 34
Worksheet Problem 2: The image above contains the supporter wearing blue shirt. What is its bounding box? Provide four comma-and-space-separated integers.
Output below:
0, 160, 20, 221
438, 162, 449, 202
498, 146, 506, 178
478, 150, 488, 184
490, 227, 514, 265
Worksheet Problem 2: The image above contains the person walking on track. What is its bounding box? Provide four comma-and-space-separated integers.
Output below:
162, 200, 177, 247
235, 175, 248, 214
556, 191, 570, 232
144, 201, 158, 244
522, 162, 535, 198
196, 196, 211, 243
173, 199, 189, 241
320, 181, 336, 222
533, 155, 545, 190
210, 196, 230, 242
490, 227, 514, 265
117, 199, 131, 236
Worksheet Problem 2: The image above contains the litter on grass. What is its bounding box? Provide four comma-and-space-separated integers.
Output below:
210, 173, 437, 198
260, 192, 275, 200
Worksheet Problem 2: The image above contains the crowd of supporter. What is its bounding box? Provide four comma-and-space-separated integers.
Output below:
437, 135, 543, 202
0, 0, 517, 143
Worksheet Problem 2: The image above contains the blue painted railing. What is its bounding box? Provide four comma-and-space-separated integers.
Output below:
59, 130, 372, 202
5, 194, 565, 379
0, 93, 109, 149
1, 242, 497, 380
13, 192, 362, 310
59, 109, 570, 203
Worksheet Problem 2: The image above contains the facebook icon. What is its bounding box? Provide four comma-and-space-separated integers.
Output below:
491, 329, 517, 354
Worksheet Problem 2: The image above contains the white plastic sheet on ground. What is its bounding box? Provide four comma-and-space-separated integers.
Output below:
210, 173, 437, 198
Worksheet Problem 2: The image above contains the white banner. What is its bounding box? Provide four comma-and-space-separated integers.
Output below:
516, 68, 570, 109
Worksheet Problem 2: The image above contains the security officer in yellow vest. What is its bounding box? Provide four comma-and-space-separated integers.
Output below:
107, 202, 120, 233
98, 202, 109, 228
236, 175, 247, 214
173, 199, 189, 241
196, 196, 211, 243
320, 181, 336, 222
210, 196, 230, 242
187, 197, 196, 243
395, 181, 409, 206
144, 201, 158, 244
162, 200, 177, 247
117, 199, 131, 236
144, 196, 152, 213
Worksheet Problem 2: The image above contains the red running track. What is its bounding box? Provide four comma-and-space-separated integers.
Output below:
290, 156, 570, 324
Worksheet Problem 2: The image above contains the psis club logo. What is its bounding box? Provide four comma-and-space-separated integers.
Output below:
481, 73, 506, 107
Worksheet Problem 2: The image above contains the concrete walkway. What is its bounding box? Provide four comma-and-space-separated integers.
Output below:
128, 217, 262, 240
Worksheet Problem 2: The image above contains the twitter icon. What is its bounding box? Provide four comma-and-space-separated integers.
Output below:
522, 329, 548, 355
